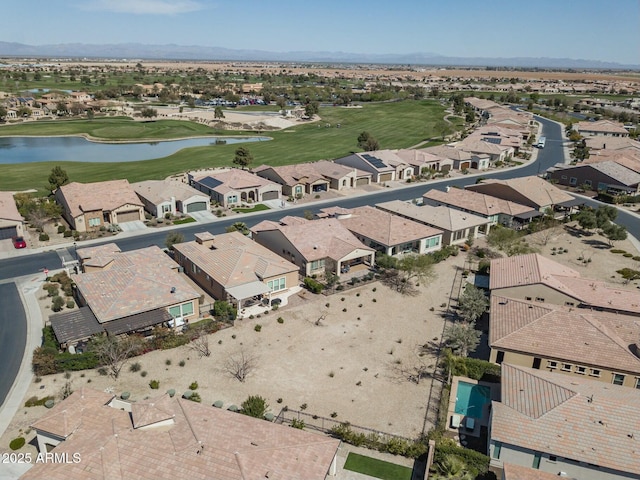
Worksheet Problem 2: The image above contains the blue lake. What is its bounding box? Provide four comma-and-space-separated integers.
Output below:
0, 136, 270, 164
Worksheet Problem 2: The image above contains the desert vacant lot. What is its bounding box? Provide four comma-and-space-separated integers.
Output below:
3, 223, 639, 457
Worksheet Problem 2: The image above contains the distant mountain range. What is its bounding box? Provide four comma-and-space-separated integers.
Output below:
0, 41, 637, 69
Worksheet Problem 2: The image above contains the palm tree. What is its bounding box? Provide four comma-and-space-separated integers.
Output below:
431, 455, 473, 480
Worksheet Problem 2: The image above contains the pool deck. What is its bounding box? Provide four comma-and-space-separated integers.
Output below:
447, 376, 500, 440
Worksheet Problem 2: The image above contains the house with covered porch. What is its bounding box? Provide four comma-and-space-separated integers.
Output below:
251, 216, 375, 279
172, 231, 299, 311
189, 168, 281, 207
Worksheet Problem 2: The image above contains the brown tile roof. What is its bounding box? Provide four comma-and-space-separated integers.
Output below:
457, 137, 511, 156
253, 163, 326, 185
584, 136, 640, 151
57, 180, 143, 218
575, 119, 629, 135
489, 253, 581, 290
376, 200, 488, 232
194, 168, 277, 194
173, 231, 298, 288
0, 191, 23, 222
422, 188, 533, 217
492, 364, 640, 476
502, 463, 563, 480
466, 176, 575, 209
132, 180, 207, 204
308, 160, 357, 180
76, 242, 122, 267
24, 389, 339, 480
421, 144, 473, 161
338, 205, 442, 246
489, 296, 640, 374
73, 246, 200, 323
394, 148, 447, 167
49, 306, 103, 344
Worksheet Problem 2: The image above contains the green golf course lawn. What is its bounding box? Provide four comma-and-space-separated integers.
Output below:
0, 100, 451, 193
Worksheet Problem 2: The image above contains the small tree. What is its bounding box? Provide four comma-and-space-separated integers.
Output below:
214, 106, 225, 119
444, 322, 481, 358
224, 348, 257, 382
140, 107, 157, 118
397, 254, 435, 289
189, 326, 211, 358
48, 166, 69, 193
165, 232, 185, 250
486, 225, 520, 252
225, 222, 250, 235
576, 209, 597, 232
90, 335, 141, 379
357, 131, 380, 151
457, 285, 488, 323
213, 300, 237, 321
233, 147, 254, 169
603, 223, 627, 246
241, 394, 269, 418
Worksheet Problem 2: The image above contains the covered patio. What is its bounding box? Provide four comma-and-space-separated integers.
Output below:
227, 281, 271, 310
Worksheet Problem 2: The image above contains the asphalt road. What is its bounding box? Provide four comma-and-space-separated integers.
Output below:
0, 283, 27, 407
0, 114, 638, 407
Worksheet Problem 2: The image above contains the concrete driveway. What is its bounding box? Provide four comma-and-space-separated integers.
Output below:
118, 220, 148, 232
188, 210, 217, 223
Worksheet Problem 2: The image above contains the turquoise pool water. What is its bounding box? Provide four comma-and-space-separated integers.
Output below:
454, 381, 491, 419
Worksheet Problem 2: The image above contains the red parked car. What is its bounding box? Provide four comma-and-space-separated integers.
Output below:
12, 236, 27, 249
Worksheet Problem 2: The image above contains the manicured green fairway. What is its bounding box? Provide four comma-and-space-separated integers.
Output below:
343, 452, 413, 480
0, 100, 448, 192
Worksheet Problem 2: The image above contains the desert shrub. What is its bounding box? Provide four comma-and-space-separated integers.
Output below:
39, 233, 50, 241
433, 438, 489, 477
149, 380, 160, 389
63, 230, 72, 237
444, 351, 501, 381
140, 370, 147, 377
55, 352, 99, 372
24, 395, 55, 407
254, 324, 262, 332
240, 394, 269, 418
43, 283, 59, 297
9, 437, 25, 450
477, 259, 491, 274
303, 277, 324, 294
52, 296, 65, 312
623, 253, 634, 258
66, 299, 75, 309
179, 360, 186, 367
129, 362, 141, 372
187, 392, 201, 402
610, 249, 627, 254
290, 418, 305, 429
189, 381, 199, 390
277, 317, 284, 324
57, 225, 66, 234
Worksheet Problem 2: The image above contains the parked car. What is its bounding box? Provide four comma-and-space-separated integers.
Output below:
12, 236, 26, 249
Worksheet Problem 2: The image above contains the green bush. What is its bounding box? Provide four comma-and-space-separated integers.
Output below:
9, 437, 25, 450
130, 362, 141, 372
44, 283, 59, 297
610, 249, 626, 254
240, 394, 269, 418
290, 418, 305, 429
434, 438, 489, 477
212, 300, 237, 321
63, 230, 73, 237
187, 392, 201, 402
66, 299, 75, 309
444, 350, 501, 381
39, 233, 50, 241
329, 423, 427, 458
55, 352, 99, 372
623, 253, 634, 258
429, 245, 459, 263
24, 395, 55, 407
57, 225, 66, 234
149, 380, 160, 389
277, 317, 284, 324
52, 296, 65, 312
254, 324, 262, 332
189, 381, 198, 390
303, 277, 324, 294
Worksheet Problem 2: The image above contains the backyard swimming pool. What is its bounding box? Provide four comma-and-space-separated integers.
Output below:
454, 381, 491, 419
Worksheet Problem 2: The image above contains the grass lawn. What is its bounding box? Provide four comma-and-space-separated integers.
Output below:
343, 453, 413, 480
232, 204, 271, 213
0, 100, 449, 193
172, 217, 197, 224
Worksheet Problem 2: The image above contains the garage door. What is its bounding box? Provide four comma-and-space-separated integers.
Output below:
117, 210, 141, 223
356, 178, 369, 186
0, 226, 17, 240
262, 191, 280, 200
460, 162, 470, 170
379, 173, 393, 182
186, 201, 208, 213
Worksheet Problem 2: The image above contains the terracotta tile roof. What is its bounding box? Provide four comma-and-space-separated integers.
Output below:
489, 253, 581, 290
0, 191, 23, 222
422, 188, 533, 217
337, 205, 442, 246
575, 119, 629, 135
307, 160, 357, 180
376, 200, 488, 232
253, 163, 326, 185
584, 150, 640, 173
551, 275, 640, 315
421, 144, 473, 161
76, 242, 122, 267
132, 180, 207, 204
464, 97, 501, 111
492, 364, 640, 476
173, 231, 298, 288
490, 296, 640, 374
466, 176, 575, 209
73, 246, 200, 323
502, 463, 564, 480
457, 137, 511, 156
394, 148, 447, 167
194, 168, 277, 194
24, 390, 339, 480
584, 136, 640, 151
57, 180, 143, 218
356, 150, 405, 170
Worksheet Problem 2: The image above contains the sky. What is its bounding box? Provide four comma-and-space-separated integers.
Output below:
2, 0, 639, 65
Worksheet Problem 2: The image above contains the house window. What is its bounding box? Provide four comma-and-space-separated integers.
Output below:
168, 301, 194, 318
597, 182, 607, 191
561, 363, 572, 372
590, 369, 601, 377
267, 277, 286, 292
492, 442, 502, 459
162, 204, 172, 214
548, 361, 558, 369
560, 175, 567, 180
228, 195, 238, 204
453, 230, 466, 241
88, 217, 101, 227
565, 302, 575, 307
496, 351, 504, 364
535, 297, 545, 302
525, 296, 532, 301
533, 453, 541, 469
549, 455, 557, 462
612, 373, 625, 386
426, 236, 440, 248
635, 378, 640, 389
576, 366, 587, 375
569, 177, 577, 186
310, 259, 325, 271
295, 186, 303, 194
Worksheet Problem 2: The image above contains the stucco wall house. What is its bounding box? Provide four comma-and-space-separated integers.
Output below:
133, 180, 211, 218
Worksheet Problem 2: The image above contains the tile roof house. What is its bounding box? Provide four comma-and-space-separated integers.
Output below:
394, 148, 453, 176
465, 176, 580, 214
584, 148, 640, 174
422, 188, 539, 228
546, 160, 640, 195
318, 205, 443, 256
334, 150, 410, 183
132, 180, 210, 218
489, 295, 640, 388
0, 191, 25, 240
583, 136, 640, 153
456, 137, 514, 164
251, 217, 375, 279
376, 200, 489, 246
489, 363, 640, 479
54, 180, 145, 233
501, 463, 564, 480
489, 253, 640, 316
23, 388, 340, 480
172, 231, 299, 310
419, 144, 490, 171
68, 244, 201, 341
189, 168, 281, 208
575, 119, 629, 137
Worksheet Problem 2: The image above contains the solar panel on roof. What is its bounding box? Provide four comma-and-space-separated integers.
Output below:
197, 176, 223, 189
362, 154, 388, 169
483, 137, 502, 144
